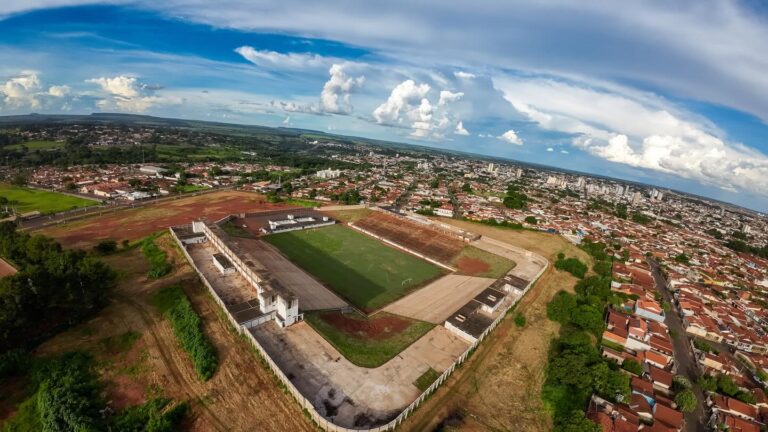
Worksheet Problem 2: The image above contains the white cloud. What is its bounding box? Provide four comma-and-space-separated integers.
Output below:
494, 75, 768, 195
47, 85, 70, 97
1, 71, 42, 108
235, 46, 325, 69
561, 149, 570, 154
87, 75, 177, 112
373, 80, 431, 124
546, 147, 554, 152
499, 129, 523, 145
454, 121, 469, 136
319, 64, 364, 114
282, 115, 291, 125
454, 71, 476, 80
438, 90, 463, 107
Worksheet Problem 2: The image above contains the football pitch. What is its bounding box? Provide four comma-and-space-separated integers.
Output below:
264, 224, 445, 311
0, 184, 99, 215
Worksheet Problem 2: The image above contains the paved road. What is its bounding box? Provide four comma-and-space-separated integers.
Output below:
648, 259, 709, 432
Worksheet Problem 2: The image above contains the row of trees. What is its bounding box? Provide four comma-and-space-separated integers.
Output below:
0, 222, 117, 352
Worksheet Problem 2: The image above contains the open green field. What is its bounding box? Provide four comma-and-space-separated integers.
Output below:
0, 184, 99, 215
264, 224, 445, 311
305, 311, 434, 368
4, 140, 64, 151
176, 184, 209, 193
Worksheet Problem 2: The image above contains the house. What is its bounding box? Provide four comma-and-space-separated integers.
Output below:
473, 288, 506, 314
635, 299, 665, 322
653, 402, 684, 431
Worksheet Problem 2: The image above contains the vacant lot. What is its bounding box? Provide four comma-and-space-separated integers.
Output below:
4, 140, 64, 151
354, 211, 464, 263
23, 236, 314, 432
0, 184, 98, 214
305, 311, 434, 368
401, 224, 590, 432
452, 245, 515, 278
39, 190, 292, 248
264, 224, 445, 311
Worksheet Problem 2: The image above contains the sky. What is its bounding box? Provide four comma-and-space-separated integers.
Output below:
1, 1, 767, 211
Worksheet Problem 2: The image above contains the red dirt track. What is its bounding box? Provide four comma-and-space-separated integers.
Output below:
320, 312, 411, 340
40, 191, 295, 248
354, 211, 464, 263
455, 257, 491, 276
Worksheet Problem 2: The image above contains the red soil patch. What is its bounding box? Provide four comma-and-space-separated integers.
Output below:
354, 211, 464, 262
107, 375, 146, 411
42, 191, 297, 247
320, 312, 412, 340
0, 257, 17, 277
455, 256, 491, 276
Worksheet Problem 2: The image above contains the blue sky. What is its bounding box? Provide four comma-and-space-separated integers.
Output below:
1, 1, 768, 211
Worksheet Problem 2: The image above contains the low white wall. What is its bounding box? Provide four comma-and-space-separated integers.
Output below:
348, 222, 456, 272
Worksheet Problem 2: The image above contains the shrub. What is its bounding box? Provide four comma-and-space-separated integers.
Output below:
555, 257, 588, 279
514, 313, 526, 328
674, 389, 697, 413
621, 359, 643, 375
142, 239, 172, 279
93, 239, 118, 255
547, 291, 577, 324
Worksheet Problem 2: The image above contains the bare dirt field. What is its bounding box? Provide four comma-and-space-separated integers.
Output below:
400, 225, 590, 432
253, 321, 469, 429
30, 235, 314, 432
382, 275, 496, 324
354, 211, 464, 263
38, 191, 294, 248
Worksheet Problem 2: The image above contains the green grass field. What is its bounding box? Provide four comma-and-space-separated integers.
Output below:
264, 224, 445, 311
413, 367, 441, 391
0, 184, 99, 215
175, 184, 209, 193
4, 140, 64, 151
305, 311, 434, 368
452, 245, 516, 278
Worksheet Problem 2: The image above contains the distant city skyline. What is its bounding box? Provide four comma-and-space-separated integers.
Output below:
1, 1, 768, 210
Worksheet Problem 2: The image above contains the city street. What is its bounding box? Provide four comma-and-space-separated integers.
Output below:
649, 259, 709, 432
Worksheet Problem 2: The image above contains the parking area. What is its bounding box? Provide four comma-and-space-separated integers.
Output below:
251, 321, 469, 429
382, 275, 496, 323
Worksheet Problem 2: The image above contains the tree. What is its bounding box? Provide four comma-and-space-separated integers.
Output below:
461, 182, 472, 193
514, 313, 526, 327
717, 374, 739, 397
547, 291, 577, 324
93, 240, 118, 255
698, 375, 717, 392
571, 305, 605, 336
591, 362, 630, 401
673, 375, 692, 392
557, 410, 601, 432
674, 389, 697, 413
525, 216, 537, 225
674, 253, 690, 265
621, 359, 643, 375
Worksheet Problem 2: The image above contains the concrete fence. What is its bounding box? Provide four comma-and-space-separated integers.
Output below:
169, 226, 548, 432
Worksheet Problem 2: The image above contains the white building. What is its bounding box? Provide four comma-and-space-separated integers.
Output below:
316, 168, 342, 179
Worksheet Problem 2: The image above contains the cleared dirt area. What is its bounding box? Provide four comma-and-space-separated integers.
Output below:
354, 211, 464, 263
187, 242, 256, 304
252, 321, 469, 429
382, 275, 496, 324
38, 191, 294, 248
30, 236, 314, 432
400, 225, 589, 432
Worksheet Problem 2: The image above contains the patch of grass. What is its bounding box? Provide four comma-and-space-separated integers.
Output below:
326, 208, 372, 223
220, 220, 254, 238
265, 224, 445, 311
0, 183, 98, 215
414, 368, 441, 392
452, 245, 515, 278
98, 330, 141, 355
284, 198, 321, 208
175, 184, 208, 193
305, 311, 434, 368
142, 238, 171, 279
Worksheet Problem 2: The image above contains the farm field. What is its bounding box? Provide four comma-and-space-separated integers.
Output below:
0, 183, 98, 215
39, 190, 293, 248
3, 140, 64, 150
264, 224, 445, 311
305, 311, 434, 368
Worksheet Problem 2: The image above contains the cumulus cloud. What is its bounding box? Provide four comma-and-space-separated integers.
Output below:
47, 85, 70, 97
494, 75, 768, 195
373, 79, 465, 138
87, 75, 176, 112
1, 71, 42, 108
499, 129, 523, 145
235, 46, 326, 69
454, 121, 469, 136
319, 64, 364, 114
546, 147, 554, 152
